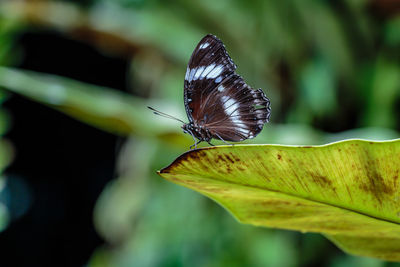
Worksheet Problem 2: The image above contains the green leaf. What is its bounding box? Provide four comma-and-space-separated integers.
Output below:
0, 67, 179, 137
158, 139, 400, 261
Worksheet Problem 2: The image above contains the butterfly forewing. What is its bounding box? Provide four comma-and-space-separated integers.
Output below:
183, 34, 270, 143
184, 35, 236, 122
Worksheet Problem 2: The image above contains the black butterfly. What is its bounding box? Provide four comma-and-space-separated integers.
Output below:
149, 34, 271, 149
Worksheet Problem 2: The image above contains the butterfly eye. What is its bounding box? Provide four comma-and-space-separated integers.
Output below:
182, 127, 190, 135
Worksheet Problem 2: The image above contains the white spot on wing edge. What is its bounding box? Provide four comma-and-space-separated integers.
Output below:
199, 42, 210, 49
218, 85, 225, 92
188, 68, 196, 82
185, 67, 190, 81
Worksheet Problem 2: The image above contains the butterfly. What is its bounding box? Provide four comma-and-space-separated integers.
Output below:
149, 34, 271, 149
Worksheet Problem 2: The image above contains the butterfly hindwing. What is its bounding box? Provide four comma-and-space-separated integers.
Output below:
197, 74, 270, 141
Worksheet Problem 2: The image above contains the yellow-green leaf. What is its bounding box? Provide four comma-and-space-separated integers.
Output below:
158, 139, 400, 261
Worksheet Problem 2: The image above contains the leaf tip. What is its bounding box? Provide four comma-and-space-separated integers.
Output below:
159, 147, 213, 174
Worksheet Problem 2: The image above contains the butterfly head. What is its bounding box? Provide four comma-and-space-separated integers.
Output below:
182, 123, 194, 135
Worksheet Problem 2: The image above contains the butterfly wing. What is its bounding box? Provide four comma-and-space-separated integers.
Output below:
184, 34, 236, 122
184, 34, 270, 142
202, 74, 270, 141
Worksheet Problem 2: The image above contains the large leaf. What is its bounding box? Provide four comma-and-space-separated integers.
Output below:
158, 139, 400, 261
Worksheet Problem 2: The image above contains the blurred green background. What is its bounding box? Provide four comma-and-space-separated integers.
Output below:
0, 0, 399, 266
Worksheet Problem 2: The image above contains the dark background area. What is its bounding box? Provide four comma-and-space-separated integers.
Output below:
0, 31, 126, 266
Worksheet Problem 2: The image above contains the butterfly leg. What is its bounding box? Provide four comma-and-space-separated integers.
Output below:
190, 140, 202, 150
207, 141, 214, 146
187, 129, 199, 149
215, 133, 234, 146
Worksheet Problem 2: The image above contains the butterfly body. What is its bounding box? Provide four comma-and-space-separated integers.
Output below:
182, 34, 271, 148
182, 122, 212, 144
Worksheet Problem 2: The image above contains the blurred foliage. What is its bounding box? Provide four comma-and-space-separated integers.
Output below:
0, 0, 399, 266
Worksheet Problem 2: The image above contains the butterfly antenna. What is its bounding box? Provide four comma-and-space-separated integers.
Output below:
147, 106, 186, 124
